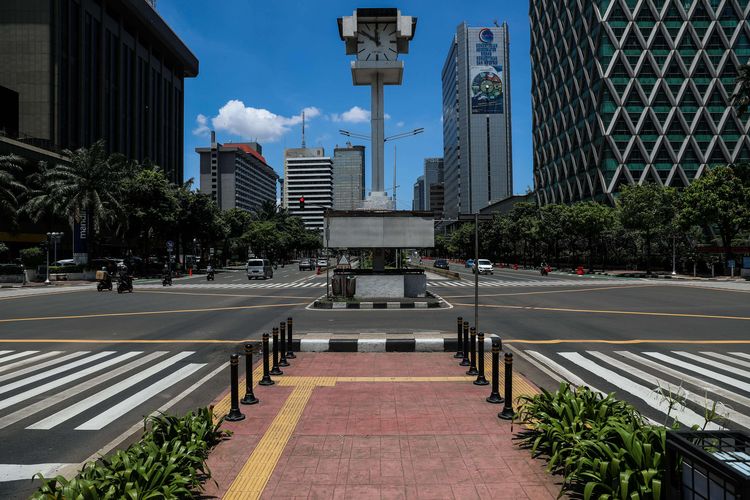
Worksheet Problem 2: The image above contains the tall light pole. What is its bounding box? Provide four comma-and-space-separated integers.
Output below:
45, 232, 64, 285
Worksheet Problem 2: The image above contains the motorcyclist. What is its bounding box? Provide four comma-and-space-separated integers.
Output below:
206, 263, 215, 280
118, 264, 132, 287
100, 266, 112, 289
162, 264, 172, 285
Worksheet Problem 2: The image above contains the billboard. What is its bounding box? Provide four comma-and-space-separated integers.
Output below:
471, 28, 503, 114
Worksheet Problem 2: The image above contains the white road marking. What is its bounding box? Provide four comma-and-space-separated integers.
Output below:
0, 463, 75, 482
0, 351, 39, 364
0, 351, 11, 357
0, 351, 89, 383
29, 352, 194, 429
560, 352, 718, 429
643, 352, 750, 393
524, 350, 602, 391
0, 352, 168, 430
75, 363, 205, 430
0, 351, 114, 394
0, 352, 140, 411
701, 351, 750, 370
0, 351, 62, 375
673, 351, 750, 380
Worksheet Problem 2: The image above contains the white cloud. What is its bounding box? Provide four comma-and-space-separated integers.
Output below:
396, 121, 405, 128
193, 114, 210, 136
331, 106, 390, 123
193, 101, 320, 142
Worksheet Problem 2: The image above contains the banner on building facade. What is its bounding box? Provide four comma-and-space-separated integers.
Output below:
471, 28, 503, 114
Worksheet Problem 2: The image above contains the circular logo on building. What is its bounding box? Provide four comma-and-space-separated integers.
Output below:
479, 28, 494, 43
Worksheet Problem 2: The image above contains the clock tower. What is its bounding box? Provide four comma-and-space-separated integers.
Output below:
337, 8, 416, 209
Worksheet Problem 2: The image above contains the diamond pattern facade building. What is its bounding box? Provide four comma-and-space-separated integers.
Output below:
531, 0, 750, 205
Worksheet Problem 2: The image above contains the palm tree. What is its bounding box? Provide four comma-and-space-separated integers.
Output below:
44, 140, 124, 232
0, 154, 27, 228
21, 161, 62, 230
732, 64, 750, 117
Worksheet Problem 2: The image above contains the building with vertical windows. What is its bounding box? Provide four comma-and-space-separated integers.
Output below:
283, 147, 333, 232
412, 176, 425, 210
423, 157, 444, 212
442, 22, 513, 218
332, 143, 365, 210
0, 0, 198, 183
531, 0, 750, 205
196, 132, 278, 213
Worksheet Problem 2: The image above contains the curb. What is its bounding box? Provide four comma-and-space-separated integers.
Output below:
316, 300, 440, 309
277, 335, 500, 352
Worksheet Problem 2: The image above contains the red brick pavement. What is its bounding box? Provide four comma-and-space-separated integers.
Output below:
204, 353, 563, 499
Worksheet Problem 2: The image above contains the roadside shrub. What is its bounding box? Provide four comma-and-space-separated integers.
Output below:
32, 407, 230, 499
0, 263, 23, 275
48, 264, 85, 274
20, 247, 45, 267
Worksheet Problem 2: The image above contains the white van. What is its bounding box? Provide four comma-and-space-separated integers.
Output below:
246, 259, 273, 280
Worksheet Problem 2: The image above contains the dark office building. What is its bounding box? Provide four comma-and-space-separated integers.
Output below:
0, 0, 199, 183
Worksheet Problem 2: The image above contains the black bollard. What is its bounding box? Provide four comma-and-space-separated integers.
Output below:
259, 333, 274, 386
454, 317, 463, 358
241, 343, 259, 405
279, 322, 289, 367
270, 327, 283, 375
460, 321, 470, 366
474, 332, 489, 385
286, 317, 296, 359
498, 352, 515, 420
466, 327, 479, 376
486, 340, 504, 404
225, 354, 245, 421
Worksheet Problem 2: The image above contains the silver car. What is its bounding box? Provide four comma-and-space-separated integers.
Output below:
246, 258, 273, 280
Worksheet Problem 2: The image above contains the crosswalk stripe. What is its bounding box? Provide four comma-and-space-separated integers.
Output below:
0, 351, 12, 357
643, 352, 750, 393
0, 351, 89, 384
728, 352, 750, 362
28, 352, 194, 430
0, 351, 113, 394
589, 351, 748, 428
673, 351, 750, 380
524, 350, 602, 392
0, 351, 38, 364
75, 363, 205, 430
0, 352, 169, 430
701, 351, 750, 370
560, 352, 717, 429
616, 351, 750, 413
0, 351, 62, 375
0, 351, 142, 411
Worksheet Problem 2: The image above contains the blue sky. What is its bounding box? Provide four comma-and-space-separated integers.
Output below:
158, 0, 534, 208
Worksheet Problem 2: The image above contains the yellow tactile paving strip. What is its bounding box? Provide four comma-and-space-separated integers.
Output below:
223, 385, 314, 500
215, 355, 539, 499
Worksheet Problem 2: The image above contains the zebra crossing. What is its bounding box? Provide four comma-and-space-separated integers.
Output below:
524, 348, 750, 430
0, 349, 221, 433
427, 278, 640, 287
140, 281, 327, 290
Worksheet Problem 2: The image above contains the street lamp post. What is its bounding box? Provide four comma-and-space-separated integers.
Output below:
45, 232, 64, 285
672, 235, 677, 276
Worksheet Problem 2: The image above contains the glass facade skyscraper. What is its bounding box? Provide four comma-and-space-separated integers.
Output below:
442, 22, 513, 218
531, 0, 750, 205
332, 143, 365, 210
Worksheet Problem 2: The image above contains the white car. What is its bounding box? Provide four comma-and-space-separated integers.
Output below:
316, 258, 328, 269
474, 259, 494, 275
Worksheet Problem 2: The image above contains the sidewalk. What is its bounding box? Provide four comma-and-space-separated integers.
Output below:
206, 352, 562, 499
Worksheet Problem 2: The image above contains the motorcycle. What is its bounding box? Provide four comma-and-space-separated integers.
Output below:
117, 274, 134, 293
206, 269, 215, 281
540, 265, 552, 276
97, 273, 113, 292
162, 273, 172, 286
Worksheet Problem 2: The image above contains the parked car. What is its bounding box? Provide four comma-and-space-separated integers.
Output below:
465, 259, 474, 269
473, 259, 494, 275
299, 258, 314, 271
316, 257, 328, 269
53, 259, 76, 266
433, 259, 450, 270
246, 258, 273, 280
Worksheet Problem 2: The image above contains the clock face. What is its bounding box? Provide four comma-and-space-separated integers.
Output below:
357, 22, 397, 61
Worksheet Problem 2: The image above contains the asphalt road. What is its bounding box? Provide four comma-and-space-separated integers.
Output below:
0, 262, 749, 497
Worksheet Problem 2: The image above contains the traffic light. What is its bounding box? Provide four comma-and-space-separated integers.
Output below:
298, 196, 305, 211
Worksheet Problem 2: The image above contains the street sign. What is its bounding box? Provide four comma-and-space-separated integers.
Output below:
728, 259, 735, 269
209, 248, 215, 255
166, 240, 174, 252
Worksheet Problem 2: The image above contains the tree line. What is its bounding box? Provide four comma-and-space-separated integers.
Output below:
435, 164, 750, 275
0, 140, 321, 270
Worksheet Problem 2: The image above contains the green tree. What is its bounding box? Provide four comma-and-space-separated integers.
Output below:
680, 165, 750, 268
617, 184, 677, 273
220, 208, 253, 262
509, 202, 539, 266
537, 203, 570, 268
0, 154, 27, 229
21, 161, 64, 232
569, 202, 616, 272
243, 220, 284, 262
732, 64, 750, 116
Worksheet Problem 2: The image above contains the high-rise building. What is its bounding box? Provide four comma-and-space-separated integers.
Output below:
429, 183, 445, 218
531, 1, 750, 205
442, 22, 513, 218
412, 176, 425, 211
332, 143, 365, 210
423, 157, 444, 211
196, 132, 278, 212
283, 147, 333, 232
0, 0, 199, 183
